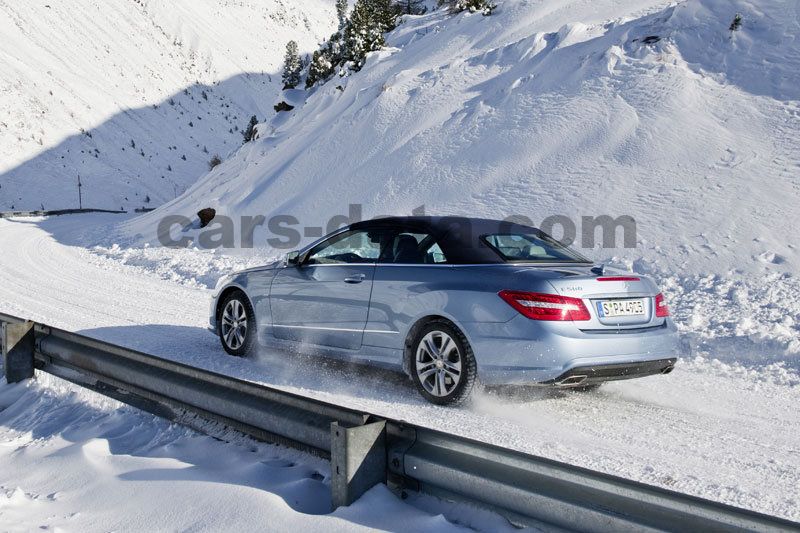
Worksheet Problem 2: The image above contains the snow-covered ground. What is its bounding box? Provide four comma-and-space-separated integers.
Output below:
1, 214, 798, 523
0, 0, 335, 211
2, 0, 800, 528
0, 375, 511, 532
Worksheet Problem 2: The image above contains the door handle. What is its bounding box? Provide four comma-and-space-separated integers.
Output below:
343, 273, 366, 284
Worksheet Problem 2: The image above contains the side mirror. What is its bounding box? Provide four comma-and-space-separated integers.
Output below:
286, 250, 301, 266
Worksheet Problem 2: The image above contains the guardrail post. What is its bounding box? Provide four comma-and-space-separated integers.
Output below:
2, 321, 35, 383
330, 420, 387, 509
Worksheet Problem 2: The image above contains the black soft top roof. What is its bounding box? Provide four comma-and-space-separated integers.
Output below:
348, 216, 545, 264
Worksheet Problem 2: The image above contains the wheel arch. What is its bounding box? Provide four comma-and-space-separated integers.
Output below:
214, 284, 254, 331
402, 314, 469, 377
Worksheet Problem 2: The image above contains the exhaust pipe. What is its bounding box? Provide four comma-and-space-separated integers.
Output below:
661, 365, 675, 375
557, 375, 588, 386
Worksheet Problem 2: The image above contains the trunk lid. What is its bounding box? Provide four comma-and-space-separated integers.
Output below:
544, 268, 659, 327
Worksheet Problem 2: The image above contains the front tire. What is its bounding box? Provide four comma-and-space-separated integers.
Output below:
410, 321, 477, 406
218, 291, 256, 357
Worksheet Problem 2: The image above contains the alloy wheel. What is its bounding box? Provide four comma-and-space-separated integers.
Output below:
221, 298, 248, 350
415, 330, 462, 397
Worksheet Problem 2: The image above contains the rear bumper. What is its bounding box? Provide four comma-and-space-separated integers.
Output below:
542, 358, 677, 387
466, 315, 684, 385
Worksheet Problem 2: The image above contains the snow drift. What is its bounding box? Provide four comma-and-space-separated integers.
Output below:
0, 375, 501, 531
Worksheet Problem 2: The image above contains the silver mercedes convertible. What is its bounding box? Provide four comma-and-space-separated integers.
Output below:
210, 216, 680, 405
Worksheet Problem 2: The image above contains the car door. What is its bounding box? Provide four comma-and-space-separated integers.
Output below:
363, 228, 451, 353
269, 228, 380, 350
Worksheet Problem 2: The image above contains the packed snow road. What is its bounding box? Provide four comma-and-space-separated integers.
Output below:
0, 215, 798, 521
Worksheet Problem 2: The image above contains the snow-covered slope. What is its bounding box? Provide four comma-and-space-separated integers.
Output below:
2, 0, 800, 521
0, 0, 336, 211
0, 375, 504, 532
126, 0, 800, 277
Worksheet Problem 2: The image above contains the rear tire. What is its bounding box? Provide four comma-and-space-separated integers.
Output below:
217, 290, 256, 357
410, 320, 477, 406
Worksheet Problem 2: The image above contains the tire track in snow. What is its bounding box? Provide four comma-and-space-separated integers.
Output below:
0, 216, 203, 330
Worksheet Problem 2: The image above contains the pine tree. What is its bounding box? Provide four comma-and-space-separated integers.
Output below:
306, 32, 345, 87
306, 47, 336, 88
281, 40, 302, 89
395, 0, 426, 15
343, 0, 399, 70
336, 0, 349, 30
442, 0, 496, 16
242, 115, 258, 143
729, 13, 743, 32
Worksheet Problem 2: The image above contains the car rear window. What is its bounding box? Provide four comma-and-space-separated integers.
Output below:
482, 233, 590, 263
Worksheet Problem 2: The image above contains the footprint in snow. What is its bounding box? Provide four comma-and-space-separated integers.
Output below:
757, 252, 785, 265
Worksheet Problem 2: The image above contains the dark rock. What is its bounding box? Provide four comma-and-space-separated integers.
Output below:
198, 208, 216, 228
641, 35, 661, 44
273, 101, 295, 113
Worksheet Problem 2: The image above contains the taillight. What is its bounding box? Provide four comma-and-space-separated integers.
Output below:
596, 276, 640, 281
498, 290, 591, 321
655, 293, 670, 317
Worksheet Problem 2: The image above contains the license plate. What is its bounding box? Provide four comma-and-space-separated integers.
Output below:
596, 299, 645, 318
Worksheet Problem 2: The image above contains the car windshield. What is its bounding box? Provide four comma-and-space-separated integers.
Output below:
482, 233, 590, 263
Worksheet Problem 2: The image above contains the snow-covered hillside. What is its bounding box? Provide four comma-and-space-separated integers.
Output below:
126, 0, 800, 277
0, 0, 336, 211
2, 0, 800, 525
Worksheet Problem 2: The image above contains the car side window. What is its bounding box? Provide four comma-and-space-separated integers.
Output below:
482, 233, 587, 262
380, 231, 448, 264
305, 230, 381, 265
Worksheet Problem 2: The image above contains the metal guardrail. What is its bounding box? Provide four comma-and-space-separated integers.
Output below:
0, 208, 127, 219
2, 312, 798, 532
0, 312, 23, 324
